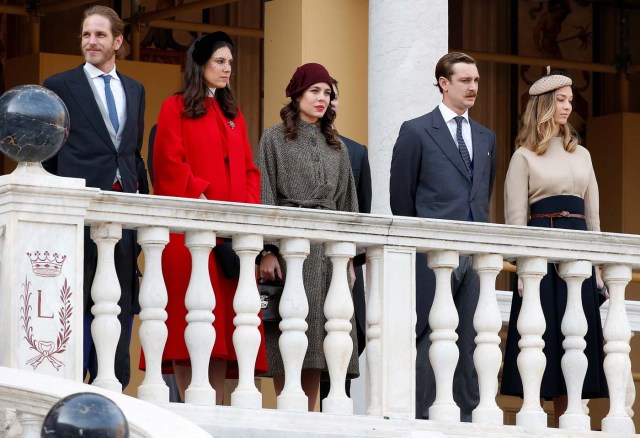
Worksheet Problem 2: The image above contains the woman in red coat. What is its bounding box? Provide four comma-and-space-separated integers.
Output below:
150, 31, 267, 404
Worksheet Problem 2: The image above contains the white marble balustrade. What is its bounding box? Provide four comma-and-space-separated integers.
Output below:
77, 192, 640, 434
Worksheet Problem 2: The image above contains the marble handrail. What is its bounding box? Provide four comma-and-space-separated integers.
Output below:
84, 191, 640, 433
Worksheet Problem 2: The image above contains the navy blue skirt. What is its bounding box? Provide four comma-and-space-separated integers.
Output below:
500, 195, 608, 399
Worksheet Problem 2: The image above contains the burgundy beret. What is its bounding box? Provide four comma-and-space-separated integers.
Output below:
192, 31, 233, 66
285, 63, 335, 100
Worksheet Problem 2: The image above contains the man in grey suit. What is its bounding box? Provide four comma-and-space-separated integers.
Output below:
43, 5, 148, 388
389, 52, 497, 421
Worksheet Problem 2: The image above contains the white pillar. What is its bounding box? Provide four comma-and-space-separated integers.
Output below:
90, 223, 123, 392
368, 0, 448, 215
183, 230, 217, 406
601, 264, 634, 434
515, 257, 547, 428
231, 234, 263, 408
0, 163, 94, 382
471, 253, 503, 425
370, 245, 416, 419
277, 238, 310, 412
557, 260, 591, 430
427, 250, 460, 422
322, 241, 356, 415
137, 226, 170, 403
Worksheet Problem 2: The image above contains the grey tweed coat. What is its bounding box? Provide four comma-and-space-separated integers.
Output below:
257, 119, 360, 378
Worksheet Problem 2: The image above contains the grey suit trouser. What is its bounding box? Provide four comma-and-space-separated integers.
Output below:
416, 255, 480, 422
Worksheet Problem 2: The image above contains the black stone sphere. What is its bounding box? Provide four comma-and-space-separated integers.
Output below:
0, 84, 69, 163
41, 392, 129, 438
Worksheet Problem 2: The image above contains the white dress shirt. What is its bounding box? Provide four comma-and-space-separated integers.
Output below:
438, 102, 473, 160
83, 62, 125, 131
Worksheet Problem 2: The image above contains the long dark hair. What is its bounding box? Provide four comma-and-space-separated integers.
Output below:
180, 40, 237, 120
280, 96, 341, 150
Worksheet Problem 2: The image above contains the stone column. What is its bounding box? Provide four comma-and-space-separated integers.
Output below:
368, 0, 448, 214
0, 163, 97, 382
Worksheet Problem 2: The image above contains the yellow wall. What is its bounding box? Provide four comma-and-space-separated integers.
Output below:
264, 0, 369, 145
3, 53, 182, 177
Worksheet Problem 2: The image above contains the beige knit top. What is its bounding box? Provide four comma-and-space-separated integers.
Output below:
504, 137, 600, 231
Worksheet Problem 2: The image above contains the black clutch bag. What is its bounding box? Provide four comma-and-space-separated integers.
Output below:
258, 280, 284, 322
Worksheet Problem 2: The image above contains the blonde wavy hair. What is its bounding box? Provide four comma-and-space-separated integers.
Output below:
514, 87, 579, 155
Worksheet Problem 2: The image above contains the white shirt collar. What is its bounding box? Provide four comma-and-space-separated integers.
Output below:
438, 102, 469, 124
84, 62, 119, 81
207, 88, 216, 98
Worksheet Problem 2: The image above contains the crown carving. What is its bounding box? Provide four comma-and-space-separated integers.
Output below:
27, 251, 66, 277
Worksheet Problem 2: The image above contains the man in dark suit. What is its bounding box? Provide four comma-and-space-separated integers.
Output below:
319, 78, 372, 404
43, 5, 149, 388
389, 52, 497, 421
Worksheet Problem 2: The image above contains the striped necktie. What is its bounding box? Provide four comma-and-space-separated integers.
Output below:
454, 116, 472, 178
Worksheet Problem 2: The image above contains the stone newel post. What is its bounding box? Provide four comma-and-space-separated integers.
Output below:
0, 85, 97, 381
0, 164, 97, 381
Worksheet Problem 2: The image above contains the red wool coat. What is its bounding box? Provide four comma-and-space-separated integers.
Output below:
144, 94, 267, 376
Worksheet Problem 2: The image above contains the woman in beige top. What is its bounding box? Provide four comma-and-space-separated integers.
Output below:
499, 70, 608, 424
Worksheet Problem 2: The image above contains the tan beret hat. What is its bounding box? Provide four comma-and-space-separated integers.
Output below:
529, 66, 572, 96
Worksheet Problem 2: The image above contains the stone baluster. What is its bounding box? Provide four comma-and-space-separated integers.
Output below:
137, 226, 170, 402
626, 343, 636, 418
184, 230, 217, 405
601, 264, 634, 433
365, 247, 382, 416
557, 260, 591, 430
427, 250, 459, 421
277, 238, 310, 412
90, 223, 123, 392
515, 257, 547, 428
471, 253, 503, 425
322, 241, 357, 414
231, 234, 263, 408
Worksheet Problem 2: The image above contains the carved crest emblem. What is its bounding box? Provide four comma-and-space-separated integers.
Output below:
19, 251, 72, 371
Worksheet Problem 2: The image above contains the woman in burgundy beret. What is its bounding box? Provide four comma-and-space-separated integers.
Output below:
257, 63, 360, 410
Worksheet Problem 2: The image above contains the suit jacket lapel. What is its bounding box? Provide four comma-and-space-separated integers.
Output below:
426, 107, 471, 182
66, 66, 114, 149
119, 73, 138, 142
470, 120, 488, 196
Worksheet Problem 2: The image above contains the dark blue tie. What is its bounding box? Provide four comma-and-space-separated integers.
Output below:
102, 74, 120, 133
454, 116, 472, 178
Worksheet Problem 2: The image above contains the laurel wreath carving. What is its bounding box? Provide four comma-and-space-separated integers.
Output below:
19, 277, 73, 370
